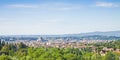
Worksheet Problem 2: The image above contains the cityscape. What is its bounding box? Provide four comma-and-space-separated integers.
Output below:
0, 0, 120, 60
0, 32, 120, 60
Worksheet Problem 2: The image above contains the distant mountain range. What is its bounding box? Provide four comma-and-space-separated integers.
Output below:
43, 31, 120, 37
1, 31, 120, 37
39, 31, 120, 40
1, 31, 120, 40
41, 31, 120, 40
76, 31, 120, 37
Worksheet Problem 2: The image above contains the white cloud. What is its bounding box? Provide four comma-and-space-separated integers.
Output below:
95, 2, 119, 7
7, 4, 39, 8
6, 2, 82, 10
40, 2, 81, 10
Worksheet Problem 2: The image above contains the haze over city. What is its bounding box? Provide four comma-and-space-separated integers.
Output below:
0, 0, 120, 35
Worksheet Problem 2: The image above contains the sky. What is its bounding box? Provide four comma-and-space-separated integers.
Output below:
0, 0, 120, 35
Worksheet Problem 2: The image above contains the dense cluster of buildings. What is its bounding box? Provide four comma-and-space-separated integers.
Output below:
0, 37, 114, 48
1, 36, 119, 56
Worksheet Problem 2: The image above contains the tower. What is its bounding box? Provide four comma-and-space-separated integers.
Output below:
37, 37, 43, 42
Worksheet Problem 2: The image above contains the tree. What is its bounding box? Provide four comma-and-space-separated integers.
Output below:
1, 41, 5, 46
0, 39, 2, 50
17, 42, 27, 49
0, 54, 12, 60
64, 53, 77, 60
105, 52, 116, 60
1, 44, 9, 52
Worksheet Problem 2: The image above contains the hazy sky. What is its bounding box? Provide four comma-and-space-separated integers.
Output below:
0, 0, 120, 35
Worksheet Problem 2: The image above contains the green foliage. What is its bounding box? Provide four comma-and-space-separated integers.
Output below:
105, 52, 116, 60
0, 54, 12, 60
18, 42, 28, 49
0, 40, 120, 60
94, 40, 120, 49
1, 41, 5, 46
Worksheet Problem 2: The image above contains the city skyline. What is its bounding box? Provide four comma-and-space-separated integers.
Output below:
0, 0, 120, 35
